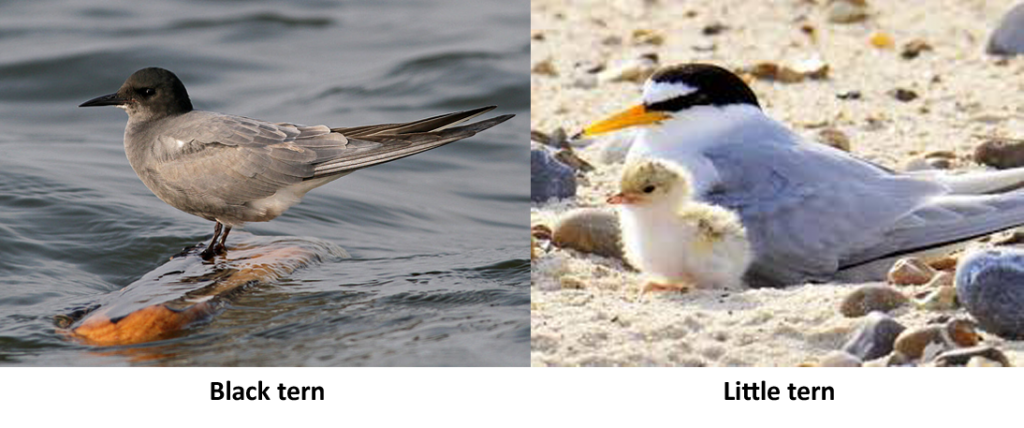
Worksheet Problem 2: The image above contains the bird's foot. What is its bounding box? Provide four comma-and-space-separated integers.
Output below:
199, 243, 227, 260
637, 281, 690, 301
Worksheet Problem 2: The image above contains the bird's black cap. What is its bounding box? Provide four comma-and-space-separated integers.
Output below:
80, 67, 193, 120
643, 63, 761, 112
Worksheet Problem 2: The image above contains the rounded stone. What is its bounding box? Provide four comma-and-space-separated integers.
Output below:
955, 247, 1024, 339
887, 257, 936, 285
551, 208, 623, 260
893, 325, 947, 360
974, 138, 1024, 170
839, 284, 909, 317
988, 3, 1024, 55
842, 311, 906, 360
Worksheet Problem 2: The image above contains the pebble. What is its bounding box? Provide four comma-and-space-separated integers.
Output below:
817, 128, 851, 152
893, 325, 948, 360
743, 60, 826, 84
839, 284, 909, 317
966, 356, 1004, 367
889, 88, 918, 102
551, 208, 624, 260
532, 58, 558, 76
915, 284, 958, 311
901, 39, 933, 59
597, 54, 658, 84
702, 23, 728, 36
594, 130, 638, 164
841, 311, 906, 360
531, 147, 576, 203
946, 318, 981, 347
631, 29, 664, 46
988, 3, 1024, 55
887, 257, 936, 285
973, 137, 1024, 169
902, 155, 951, 171
955, 247, 1024, 339
870, 32, 894, 49
934, 345, 1011, 367
827, 0, 869, 24
819, 350, 863, 367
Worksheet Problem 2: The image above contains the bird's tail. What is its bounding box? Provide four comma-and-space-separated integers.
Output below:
907, 167, 1024, 194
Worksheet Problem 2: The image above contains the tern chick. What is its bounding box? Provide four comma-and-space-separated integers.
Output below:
609, 158, 752, 292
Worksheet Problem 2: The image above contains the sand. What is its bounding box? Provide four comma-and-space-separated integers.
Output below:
531, 0, 1024, 366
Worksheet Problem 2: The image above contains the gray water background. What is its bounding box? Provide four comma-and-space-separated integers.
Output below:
0, 0, 528, 366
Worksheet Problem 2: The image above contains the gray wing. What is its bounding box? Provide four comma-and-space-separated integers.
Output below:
700, 125, 944, 285
145, 107, 513, 207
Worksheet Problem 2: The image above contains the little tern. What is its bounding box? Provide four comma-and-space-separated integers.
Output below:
80, 67, 513, 260
583, 63, 1024, 286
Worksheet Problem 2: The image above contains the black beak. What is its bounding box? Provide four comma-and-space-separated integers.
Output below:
79, 93, 129, 107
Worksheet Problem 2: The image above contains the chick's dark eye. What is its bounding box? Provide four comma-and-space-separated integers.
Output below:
643, 185, 655, 193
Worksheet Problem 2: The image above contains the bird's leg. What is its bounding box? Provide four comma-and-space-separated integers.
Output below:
217, 226, 232, 256
200, 222, 223, 260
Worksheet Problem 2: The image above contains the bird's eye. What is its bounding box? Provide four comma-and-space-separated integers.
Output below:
643, 185, 656, 193
140, 88, 155, 96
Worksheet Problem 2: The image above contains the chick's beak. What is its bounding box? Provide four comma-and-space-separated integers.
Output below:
580, 104, 671, 137
607, 192, 643, 205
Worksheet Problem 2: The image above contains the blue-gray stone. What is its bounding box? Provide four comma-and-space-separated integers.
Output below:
955, 247, 1024, 339
531, 147, 576, 203
842, 311, 906, 361
988, 3, 1024, 55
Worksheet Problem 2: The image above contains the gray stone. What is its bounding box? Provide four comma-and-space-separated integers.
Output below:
531, 146, 576, 203
988, 3, 1024, 55
842, 311, 906, 360
955, 247, 1024, 339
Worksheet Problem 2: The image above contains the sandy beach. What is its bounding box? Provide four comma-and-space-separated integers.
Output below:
531, 0, 1024, 366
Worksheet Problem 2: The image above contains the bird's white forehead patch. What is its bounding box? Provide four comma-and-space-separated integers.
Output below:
642, 81, 697, 105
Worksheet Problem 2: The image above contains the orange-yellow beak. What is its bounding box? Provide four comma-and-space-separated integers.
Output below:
582, 104, 671, 137
607, 192, 643, 205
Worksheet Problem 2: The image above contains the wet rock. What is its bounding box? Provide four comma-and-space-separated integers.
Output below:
840, 284, 909, 317
934, 345, 1011, 367
819, 350, 862, 367
955, 247, 1024, 339
551, 208, 623, 259
988, 3, 1024, 55
531, 147, 576, 203
841, 311, 906, 360
974, 137, 1024, 169
827, 0, 869, 24
888, 257, 937, 285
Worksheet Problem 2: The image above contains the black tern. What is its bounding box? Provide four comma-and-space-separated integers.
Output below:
80, 67, 513, 260
582, 63, 1024, 286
